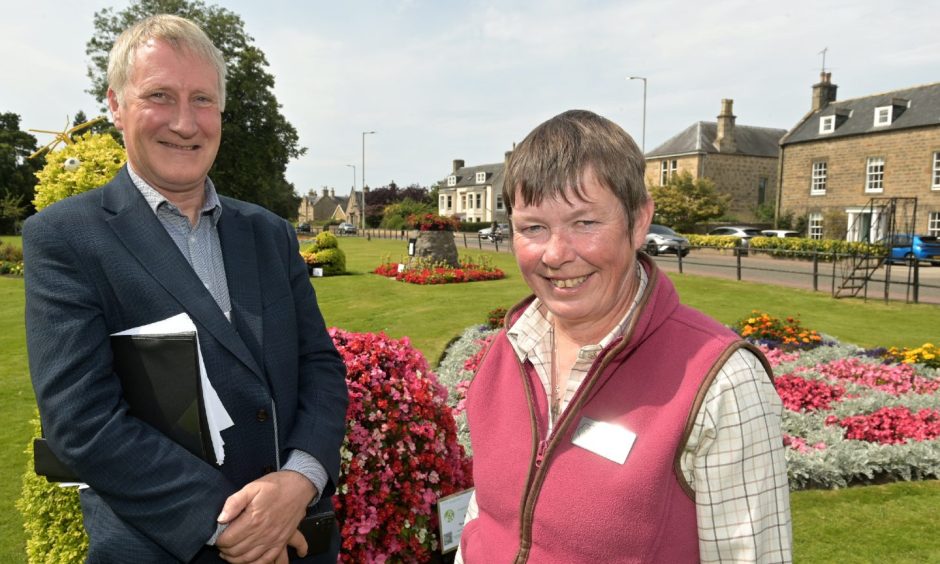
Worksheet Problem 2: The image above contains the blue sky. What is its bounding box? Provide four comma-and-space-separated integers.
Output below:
4, 0, 939, 197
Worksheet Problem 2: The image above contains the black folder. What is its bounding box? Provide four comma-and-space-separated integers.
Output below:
34, 332, 211, 482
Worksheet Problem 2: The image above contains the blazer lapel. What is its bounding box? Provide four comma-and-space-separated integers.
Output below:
102, 171, 264, 380
217, 203, 265, 378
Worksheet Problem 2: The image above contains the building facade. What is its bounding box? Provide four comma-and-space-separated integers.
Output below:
778, 73, 940, 241
437, 154, 511, 223
645, 99, 785, 222
297, 187, 349, 224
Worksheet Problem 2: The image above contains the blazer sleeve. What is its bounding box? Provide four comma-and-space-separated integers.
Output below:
23, 210, 237, 561
279, 221, 349, 495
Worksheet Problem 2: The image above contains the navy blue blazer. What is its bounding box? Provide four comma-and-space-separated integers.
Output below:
23, 168, 348, 562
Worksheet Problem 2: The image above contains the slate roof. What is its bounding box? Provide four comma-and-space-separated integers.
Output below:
782, 81, 940, 145
646, 122, 786, 158
442, 162, 505, 191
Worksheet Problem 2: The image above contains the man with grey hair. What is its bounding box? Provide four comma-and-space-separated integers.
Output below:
23, 14, 347, 563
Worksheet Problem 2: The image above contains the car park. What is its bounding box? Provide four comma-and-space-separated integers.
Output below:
761, 229, 801, 238
886, 234, 940, 266
337, 222, 358, 235
644, 224, 690, 257
478, 223, 509, 241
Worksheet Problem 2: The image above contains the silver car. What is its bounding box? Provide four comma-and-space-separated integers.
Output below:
645, 224, 690, 257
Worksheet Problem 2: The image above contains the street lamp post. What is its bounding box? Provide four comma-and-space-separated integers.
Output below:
361, 131, 376, 232
628, 76, 647, 153
345, 164, 356, 193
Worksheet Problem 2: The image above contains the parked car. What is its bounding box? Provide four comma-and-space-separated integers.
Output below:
708, 226, 764, 255
478, 222, 509, 241
644, 224, 690, 257
337, 222, 357, 235
886, 234, 940, 266
761, 229, 801, 238
296, 222, 311, 233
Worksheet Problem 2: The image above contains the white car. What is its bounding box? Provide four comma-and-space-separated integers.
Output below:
478, 223, 509, 241
761, 229, 801, 238
645, 224, 690, 257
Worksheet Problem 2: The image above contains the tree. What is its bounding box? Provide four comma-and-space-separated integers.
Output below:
649, 171, 729, 232
364, 182, 430, 227
85, 0, 303, 219
0, 112, 41, 231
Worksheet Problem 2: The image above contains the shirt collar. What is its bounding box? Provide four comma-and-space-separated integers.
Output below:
127, 164, 223, 225
507, 262, 649, 361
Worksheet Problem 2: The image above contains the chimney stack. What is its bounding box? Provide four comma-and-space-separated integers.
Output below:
715, 99, 736, 153
812, 72, 838, 112
453, 159, 465, 173
330, 188, 335, 198
321, 188, 329, 198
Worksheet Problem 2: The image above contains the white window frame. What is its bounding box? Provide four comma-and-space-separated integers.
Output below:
865, 157, 885, 193
819, 116, 835, 134
659, 159, 677, 185
475, 171, 486, 184
932, 152, 940, 190
447, 175, 457, 187
874, 106, 892, 127
808, 212, 823, 240
928, 212, 940, 237
811, 161, 827, 195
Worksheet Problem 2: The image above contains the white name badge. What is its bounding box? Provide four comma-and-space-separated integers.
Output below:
571, 417, 636, 465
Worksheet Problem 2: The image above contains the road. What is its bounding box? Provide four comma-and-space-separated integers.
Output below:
456, 234, 940, 305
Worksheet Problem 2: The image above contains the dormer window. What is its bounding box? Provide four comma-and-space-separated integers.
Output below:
819, 116, 835, 134
447, 175, 457, 187
874, 106, 892, 127
475, 171, 486, 184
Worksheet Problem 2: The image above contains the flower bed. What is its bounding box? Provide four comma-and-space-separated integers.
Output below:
746, 313, 940, 489
329, 328, 473, 562
438, 310, 940, 491
407, 213, 460, 232
373, 256, 505, 285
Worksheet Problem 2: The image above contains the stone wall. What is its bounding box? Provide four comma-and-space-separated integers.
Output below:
702, 153, 779, 222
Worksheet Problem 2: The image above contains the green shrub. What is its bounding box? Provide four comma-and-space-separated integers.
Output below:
314, 230, 338, 250
33, 132, 125, 211
300, 233, 347, 276
749, 236, 885, 261
686, 234, 740, 249
314, 248, 346, 276
16, 414, 87, 563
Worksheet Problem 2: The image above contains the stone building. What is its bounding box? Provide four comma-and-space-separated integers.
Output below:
297, 187, 349, 224
778, 73, 940, 241
437, 154, 511, 223
645, 99, 785, 222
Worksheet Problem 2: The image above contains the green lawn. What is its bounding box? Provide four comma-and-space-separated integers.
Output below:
1, 235, 938, 561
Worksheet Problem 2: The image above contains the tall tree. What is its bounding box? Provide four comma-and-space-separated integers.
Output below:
649, 171, 729, 232
86, 0, 303, 219
0, 112, 41, 232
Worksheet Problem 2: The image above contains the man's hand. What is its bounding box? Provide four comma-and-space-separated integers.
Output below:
216, 471, 318, 563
